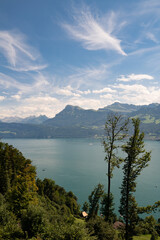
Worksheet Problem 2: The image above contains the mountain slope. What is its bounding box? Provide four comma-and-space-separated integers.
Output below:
0, 102, 160, 139
44, 105, 112, 127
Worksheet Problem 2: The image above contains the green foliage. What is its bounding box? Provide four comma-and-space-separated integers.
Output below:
21, 203, 49, 238
150, 231, 159, 240
0, 142, 37, 215
136, 216, 159, 238
61, 221, 96, 240
36, 178, 80, 216
100, 192, 116, 222
119, 118, 151, 240
133, 235, 160, 240
86, 216, 116, 240
88, 184, 104, 219
0, 131, 159, 240
103, 114, 128, 221
0, 198, 23, 239
82, 201, 89, 212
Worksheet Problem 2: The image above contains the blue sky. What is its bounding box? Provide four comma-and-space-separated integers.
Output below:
0, 0, 160, 118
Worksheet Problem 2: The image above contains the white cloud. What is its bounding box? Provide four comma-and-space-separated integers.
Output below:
113, 83, 160, 105
0, 96, 5, 101
0, 30, 47, 72
0, 72, 19, 89
129, 45, 160, 56
0, 72, 50, 97
117, 73, 154, 82
11, 95, 21, 101
55, 85, 80, 97
62, 6, 127, 56
14, 96, 60, 118
68, 64, 109, 88
0, 30, 34, 66
77, 89, 91, 95
67, 97, 103, 110
93, 87, 116, 94
137, 0, 160, 15
100, 93, 113, 99
146, 32, 159, 43
8, 64, 48, 72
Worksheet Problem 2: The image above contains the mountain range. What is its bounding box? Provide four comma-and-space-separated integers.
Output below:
0, 115, 49, 124
0, 102, 160, 139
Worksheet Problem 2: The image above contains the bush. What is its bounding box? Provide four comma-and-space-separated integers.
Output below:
21, 204, 48, 238
150, 230, 159, 240
0, 203, 23, 239
86, 216, 116, 240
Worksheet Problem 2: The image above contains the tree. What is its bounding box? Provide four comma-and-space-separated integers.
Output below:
119, 118, 151, 240
88, 184, 104, 219
100, 193, 116, 222
103, 114, 128, 221
82, 201, 89, 213
0, 142, 37, 214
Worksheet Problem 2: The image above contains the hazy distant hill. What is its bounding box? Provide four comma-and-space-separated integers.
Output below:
99, 102, 141, 113
0, 122, 101, 138
0, 102, 160, 139
1, 115, 49, 124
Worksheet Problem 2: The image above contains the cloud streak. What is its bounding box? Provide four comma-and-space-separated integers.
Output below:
0, 30, 47, 72
62, 7, 127, 56
117, 73, 154, 82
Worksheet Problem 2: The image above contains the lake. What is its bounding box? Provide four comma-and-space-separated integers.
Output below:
2, 138, 160, 218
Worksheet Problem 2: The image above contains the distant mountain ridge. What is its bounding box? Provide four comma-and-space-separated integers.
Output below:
0, 115, 49, 124
99, 102, 141, 113
44, 102, 159, 127
0, 102, 160, 139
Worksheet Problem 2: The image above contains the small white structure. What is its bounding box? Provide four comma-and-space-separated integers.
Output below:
81, 211, 88, 218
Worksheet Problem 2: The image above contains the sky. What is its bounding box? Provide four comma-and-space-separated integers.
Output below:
0, 0, 160, 118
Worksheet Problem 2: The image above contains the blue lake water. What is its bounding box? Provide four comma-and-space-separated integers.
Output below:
3, 138, 160, 218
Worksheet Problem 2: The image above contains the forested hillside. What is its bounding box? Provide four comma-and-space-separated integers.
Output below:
0, 141, 117, 239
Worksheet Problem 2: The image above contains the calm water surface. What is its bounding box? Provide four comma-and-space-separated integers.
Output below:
3, 138, 160, 218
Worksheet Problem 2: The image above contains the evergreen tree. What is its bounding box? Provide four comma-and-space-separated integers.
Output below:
88, 184, 104, 219
119, 118, 151, 240
100, 193, 116, 222
103, 114, 128, 221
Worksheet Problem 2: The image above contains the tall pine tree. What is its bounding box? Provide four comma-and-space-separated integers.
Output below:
119, 118, 151, 240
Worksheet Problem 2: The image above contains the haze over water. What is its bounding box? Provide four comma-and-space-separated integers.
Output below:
3, 138, 160, 218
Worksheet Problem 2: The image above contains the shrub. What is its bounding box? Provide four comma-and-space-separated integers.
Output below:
21, 204, 48, 238
0, 203, 23, 239
86, 216, 116, 240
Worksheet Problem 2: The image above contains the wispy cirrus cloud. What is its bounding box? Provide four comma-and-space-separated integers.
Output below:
8, 64, 48, 72
62, 6, 127, 56
0, 30, 47, 72
0, 72, 49, 97
146, 32, 159, 43
68, 64, 109, 89
117, 73, 154, 82
137, 0, 160, 15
